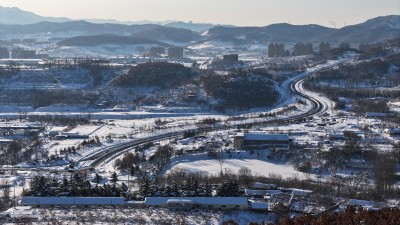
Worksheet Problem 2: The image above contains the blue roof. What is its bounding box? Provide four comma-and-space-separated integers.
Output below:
145, 197, 248, 205
242, 133, 289, 141
21, 197, 125, 205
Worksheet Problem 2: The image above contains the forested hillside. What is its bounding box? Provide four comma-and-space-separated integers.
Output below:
111, 62, 197, 88
201, 70, 279, 110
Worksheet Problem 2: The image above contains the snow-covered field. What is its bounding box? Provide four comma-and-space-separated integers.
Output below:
165, 152, 308, 179
3, 206, 277, 225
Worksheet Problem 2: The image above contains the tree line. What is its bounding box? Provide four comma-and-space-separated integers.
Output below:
138, 175, 240, 199
23, 172, 128, 198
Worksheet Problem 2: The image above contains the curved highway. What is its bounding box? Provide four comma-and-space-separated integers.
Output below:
1, 60, 348, 172
82, 63, 338, 170
289, 75, 327, 118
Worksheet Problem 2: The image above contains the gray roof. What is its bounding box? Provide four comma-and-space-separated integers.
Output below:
245, 189, 266, 196
252, 182, 277, 189
291, 189, 313, 196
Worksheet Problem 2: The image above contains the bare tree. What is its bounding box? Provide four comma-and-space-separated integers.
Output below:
218, 149, 224, 176
373, 152, 397, 197
0, 178, 11, 210
346, 171, 368, 198
238, 167, 253, 187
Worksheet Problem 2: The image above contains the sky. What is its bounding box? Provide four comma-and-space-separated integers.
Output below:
0, 0, 399, 27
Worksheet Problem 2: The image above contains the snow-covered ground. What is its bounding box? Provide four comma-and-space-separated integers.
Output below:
2, 206, 277, 225
164, 151, 309, 179
43, 44, 156, 58
1, 56, 399, 219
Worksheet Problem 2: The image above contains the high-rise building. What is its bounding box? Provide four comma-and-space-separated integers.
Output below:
359, 43, 383, 53
339, 42, 350, 49
359, 44, 370, 52
268, 43, 285, 57
292, 43, 313, 56
168, 47, 184, 58
11, 47, 36, 59
0, 47, 9, 59
319, 43, 331, 54
223, 54, 239, 62
149, 46, 165, 58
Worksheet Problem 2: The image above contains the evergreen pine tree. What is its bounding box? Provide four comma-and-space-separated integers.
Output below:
121, 182, 128, 197
193, 179, 200, 197
139, 175, 150, 197
110, 172, 118, 185
129, 165, 135, 176
171, 182, 179, 197
61, 176, 69, 193
205, 182, 212, 197
93, 173, 102, 186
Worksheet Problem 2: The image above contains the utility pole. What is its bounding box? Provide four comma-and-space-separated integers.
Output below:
13, 184, 16, 208
127, 172, 130, 190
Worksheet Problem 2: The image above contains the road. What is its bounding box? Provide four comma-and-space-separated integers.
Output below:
0, 59, 350, 173
78, 59, 348, 170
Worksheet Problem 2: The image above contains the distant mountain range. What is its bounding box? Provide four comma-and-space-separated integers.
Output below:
317, 15, 400, 43
0, 20, 202, 44
204, 24, 334, 44
0, 6, 219, 32
0, 6, 399, 46
0, 6, 72, 24
205, 15, 400, 44
57, 35, 171, 47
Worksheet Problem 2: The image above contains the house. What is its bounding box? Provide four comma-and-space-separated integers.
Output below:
234, 133, 290, 150
1, 206, 39, 222
383, 128, 400, 136
365, 112, 394, 118
267, 188, 314, 212
268, 193, 292, 211
55, 132, 89, 140
328, 133, 345, 140
0, 125, 44, 137
251, 182, 277, 190
290, 198, 308, 213
290, 188, 313, 197
223, 54, 239, 62
348, 199, 377, 208
278, 188, 313, 197
249, 201, 269, 211
0, 139, 13, 145
245, 189, 281, 198
20, 197, 125, 207
144, 197, 249, 210
245, 189, 266, 197
47, 131, 59, 136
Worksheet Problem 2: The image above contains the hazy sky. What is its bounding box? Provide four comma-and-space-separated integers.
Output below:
0, 0, 399, 27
